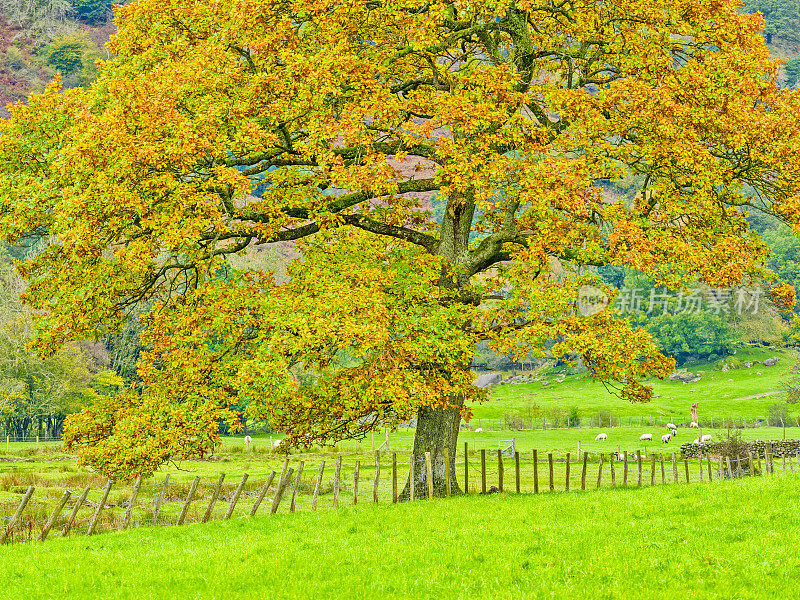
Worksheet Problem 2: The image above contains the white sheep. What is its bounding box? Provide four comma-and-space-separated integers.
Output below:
244, 435, 252, 451
595, 433, 607, 441
639, 433, 653, 441
273, 439, 282, 449
689, 422, 699, 429
701, 434, 712, 443
666, 422, 677, 430
670, 429, 677, 437
693, 438, 700, 444
661, 434, 671, 443
475, 428, 484, 433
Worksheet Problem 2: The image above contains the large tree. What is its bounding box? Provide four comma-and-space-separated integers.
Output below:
1, 0, 799, 488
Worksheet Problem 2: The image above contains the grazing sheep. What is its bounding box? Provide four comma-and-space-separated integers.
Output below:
701, 434, 712, 443
614, 451, 625, 461
666, 423, 677, 430
475, 428, 484, 433
689, 422, 699, 429
661, 434, 671, 443
693, 438, 700, 444
273, 439, 282, 449
595, 433, 607, 441
670, 429, 677, 437
639, 433, 653, 442
244, 435, 252, 451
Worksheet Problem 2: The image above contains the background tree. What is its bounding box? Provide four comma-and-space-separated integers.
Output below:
2, 0, 800, 490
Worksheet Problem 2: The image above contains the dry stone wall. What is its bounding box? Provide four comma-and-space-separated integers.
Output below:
681, 439, 800, 458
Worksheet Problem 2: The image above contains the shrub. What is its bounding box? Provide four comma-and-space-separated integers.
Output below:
714, 429, 755, 474
767, 401, 790, 426
503, 411, 525, 431
568, 406, 580, 427
1, 46, 25, 70
595, 409, 614, 428
548, 407, 567, 428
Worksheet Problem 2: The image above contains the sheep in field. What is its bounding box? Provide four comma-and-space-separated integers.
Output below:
670, 428, 677, 437
475, 428, 484, 433
690, 422, 699, 429
639, 433, 653, 442
701, 434, 712, 443
693, 438, 700, 444
666, 423, 677, 430
244, 435, 252, 452
595, 433, 607, 441
661, 434, 671, 443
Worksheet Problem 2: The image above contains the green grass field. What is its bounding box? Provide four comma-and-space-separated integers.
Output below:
479, 347, 795, 422
1, 474, 798, 599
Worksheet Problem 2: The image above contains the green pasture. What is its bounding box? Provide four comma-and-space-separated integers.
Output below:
1, 474, 799, 599
479, 347, 795, 421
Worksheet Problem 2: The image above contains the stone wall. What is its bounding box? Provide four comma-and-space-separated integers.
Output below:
681, 439, 800, 458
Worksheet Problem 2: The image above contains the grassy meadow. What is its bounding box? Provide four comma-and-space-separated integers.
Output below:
1, 474, 798, 599
479, 347, 795, 422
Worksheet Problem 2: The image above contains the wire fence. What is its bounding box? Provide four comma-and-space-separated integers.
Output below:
467, 414, 800, 431
1, 440, 796, 545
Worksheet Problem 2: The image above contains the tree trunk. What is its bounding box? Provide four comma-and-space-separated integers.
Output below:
400, 396, 463, 499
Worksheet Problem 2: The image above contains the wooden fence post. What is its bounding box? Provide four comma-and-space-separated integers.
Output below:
311, 462, 325, 511
660, 454, 666, 484
673, 453, 678, 483
374, 452, 381, 502
445, 447, 451, 497
707, 454, 712, 480
1, 486, 34, 544
782, 454, 787, 475
650, 454, 656, 486
698, 456, 703, 482
410, 453, 415, 501
609, 454, 615, 488
250, 471, 276, 516
203, 473, 225, 523
747, 452, 754, 477
548, 453, 554, 491
40, 489, 71, 541
333, 455, 342, 508
286, 464, 302, 513
497, 449, 504, 493
767, 443, 773, 474
533, 449, 539, 494
269, 468, 293, 515
176, 477, 200, 526
227, 473, 250, 518
581, 451, 587, 491
596, 453, 603, 489
515, 451, 520, 493
151, 474, 169, 526
623, 452, 628, 486
463, 443, 469, 495
392, 453, 398, 503
565, 452, 570, 491
424, 452, 433, 499
481, 449, 486, 494
63, 485, 91, 537
121, 477, 142, 530
684, 457, 690, 483
353, 460, 361, 505
726, 456, 733, 479
637, 451, 642, 486
87, 480, 113, 536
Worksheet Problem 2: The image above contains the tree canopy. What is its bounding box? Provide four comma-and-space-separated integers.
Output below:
2, 0, 800, 488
